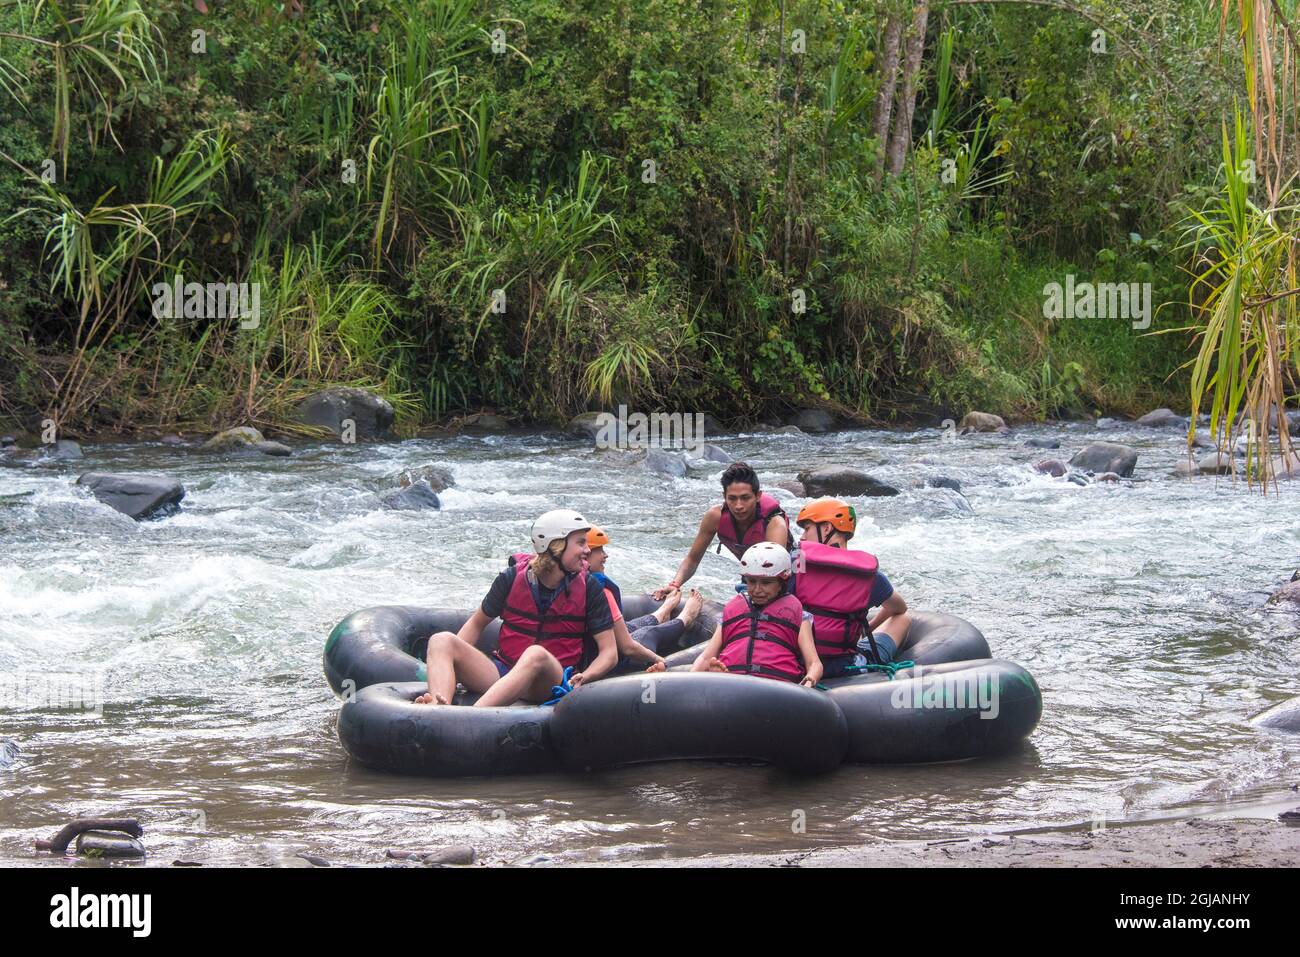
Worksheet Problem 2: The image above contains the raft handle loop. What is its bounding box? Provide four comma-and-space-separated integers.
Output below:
842, 659, 915, 680
541, 666, 576, 706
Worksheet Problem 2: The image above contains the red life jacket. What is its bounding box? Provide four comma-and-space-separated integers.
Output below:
718, 592, 805, 682
716, 492, 789, 559
790, 540, 879, 660
496, 552, 589, 668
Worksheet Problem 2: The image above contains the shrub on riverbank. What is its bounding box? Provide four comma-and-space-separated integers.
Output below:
0, 1, 1238, 435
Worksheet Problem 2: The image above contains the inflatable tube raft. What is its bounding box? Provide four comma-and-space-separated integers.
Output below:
337, 681, 559, 776
322, 595, 720, 697
549, 671, 848, 774
326, 602, 1040, 775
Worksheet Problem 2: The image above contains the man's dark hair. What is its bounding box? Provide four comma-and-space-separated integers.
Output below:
720, 461, 760, 495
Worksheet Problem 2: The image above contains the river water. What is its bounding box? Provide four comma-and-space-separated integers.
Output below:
2, 422, 1298, 866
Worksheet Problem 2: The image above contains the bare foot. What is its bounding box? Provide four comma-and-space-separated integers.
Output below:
654, 588, 682, 623
645, 661, 666, 673
677, 589, 705, 628
413, 691, 448, 705
705, 656, 728, 673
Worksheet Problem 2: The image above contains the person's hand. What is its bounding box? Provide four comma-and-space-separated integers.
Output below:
800, 676, 816, 687
705, 656, 727, 673
801, 665, 823, 687
651, 580, 681, 601
645, 660, 666, 673
569, 671, 586, 688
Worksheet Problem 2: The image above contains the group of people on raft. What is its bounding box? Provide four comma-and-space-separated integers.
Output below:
413, 462, 911, 708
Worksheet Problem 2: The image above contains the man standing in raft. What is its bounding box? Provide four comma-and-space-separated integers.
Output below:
653, 462, 792, 598
414, 510, 618, 707
790, 497, 911, 678
665, 542, 820, 685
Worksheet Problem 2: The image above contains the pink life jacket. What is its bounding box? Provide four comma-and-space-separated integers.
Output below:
718, 592, 805, 682
716, 492, 789, 559
496, 552, 589, 668
790, 540, 880, 661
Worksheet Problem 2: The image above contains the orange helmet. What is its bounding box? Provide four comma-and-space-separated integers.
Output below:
796, 498, 856, 535
587, 525, 611, 548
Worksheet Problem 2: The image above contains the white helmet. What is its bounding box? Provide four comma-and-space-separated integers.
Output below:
531, 509, 591, 553
739, 541, 792, 579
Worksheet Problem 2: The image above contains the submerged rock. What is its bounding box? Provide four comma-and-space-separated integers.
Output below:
41, 439, 84, 461
298, 387, 394, 439
202, 426, 264, 451
0, 738, 19, 769
1034, 459, 1067, 478
797, 466, 899, 497
1251, 694, 1300, 733
1267, 572, 1300, 607
924, 475, 963, 493
697, 443, 731, 464
1069, 442, 1138, 477
1024, 437, 1060, 449
395, 464, 454, 493
77, 472, 185, 520
645, 448, 688, 478
958, 411, 1006, 433
379, 479, 441, 511
254, 441, 292, 457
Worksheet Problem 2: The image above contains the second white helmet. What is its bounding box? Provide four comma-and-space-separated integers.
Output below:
739, 541, 792, 578
531, 509, 591, 553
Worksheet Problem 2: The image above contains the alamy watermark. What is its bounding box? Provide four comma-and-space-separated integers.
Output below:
151, 274, 261, 329
1043, 274, 1151, 330
593, 404, 706, 455
0, 671, 105, 718
889, 663, 1000, 719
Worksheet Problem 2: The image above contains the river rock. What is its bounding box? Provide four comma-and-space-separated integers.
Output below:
458, 412, 511, 434
0, 739, 19, 769
696, 443, 731, 464
567, 411, 608, 439
1137, 407, 1186, 428
797, 466, 899, 497
1174, 452, 1233, 477
77, 472, 185, 520
41, 439, 84, 460
958, 411, 1006, 433
1251, 695, 1300, 733
775, 425, 805, 436
645, 448, 688, 478
789, 409, 836, 433
298, 387, 394, 439
379, 479, 441, 511
75, 831, 146, 859
202, 426, 265, 452
1094, 417, 1122, 429
396, 465, 454, 493
924, 476, 963, 493
0, 435, 15, 448
918, 487, 973, 516
1067, 472, 1089, 486
772, 479, 806, 497
1094, 472, 1121, 483
421, 845, 477, 866
1024, 437, 1060, 449
160, 434, 188, 446
1069, 442, 1138, 477
1034, 459, 1067, 477
255, 441, 292, 457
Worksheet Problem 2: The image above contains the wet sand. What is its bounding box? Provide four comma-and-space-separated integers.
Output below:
596, 817, 1300, 867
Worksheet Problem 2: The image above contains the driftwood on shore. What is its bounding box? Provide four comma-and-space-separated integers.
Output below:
36, 817, 143, 855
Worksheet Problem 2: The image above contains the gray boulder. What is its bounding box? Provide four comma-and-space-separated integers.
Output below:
77, 472, 185, 520
696, 443, 731, 464
298, 387, 394, 439
379, 480, 442, 511
254, 441, 292, 457
1094, 417, 1121, 430
458, 412, 511, 434
1174, 452, 1233, 477
45, 439, 83, 460
567, 412, 609, 439
772, 479, 806, 497
797, 466, 899, 497
1250, 694, 1300, 733
202, 426, 265, 452
924, 476, 963, 493
1067, 473, 1089, 486
790, 409, 836, 433
1137, 407, 1187, 428
775, 425, 805, 436
959, 411, 1006, 433
0, 435, 15, 448
1024, 437, 1060, 449
1034, 459, 1067, 478
1069, 442, 1138, 477
645, 448, 688, 478
395, 465, 454, 493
